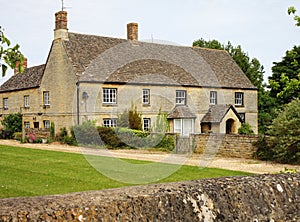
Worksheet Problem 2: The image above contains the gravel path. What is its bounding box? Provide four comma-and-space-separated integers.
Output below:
1, 140, 299, 174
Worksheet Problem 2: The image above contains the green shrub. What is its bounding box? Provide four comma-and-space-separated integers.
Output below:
253, 135, 274, 161
13, 132, 23, 141
238, 123, 254, 135
2, 113, 22, 138
50, 122, 55, 141
154, 134, 175, 151
97, 127, 125, 148
266, 99, 300, 164
73, 121, 101, 146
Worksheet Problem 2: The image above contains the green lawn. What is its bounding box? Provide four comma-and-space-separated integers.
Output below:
0, 145, 252, 198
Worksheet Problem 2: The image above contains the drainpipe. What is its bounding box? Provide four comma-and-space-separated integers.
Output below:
77, 82, 80, 125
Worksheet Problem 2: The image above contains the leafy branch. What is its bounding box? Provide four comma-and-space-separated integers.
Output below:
288, 6, 300, 26
0, 26, 25, 76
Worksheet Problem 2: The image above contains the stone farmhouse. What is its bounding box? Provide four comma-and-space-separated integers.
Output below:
0, 11, 258, 137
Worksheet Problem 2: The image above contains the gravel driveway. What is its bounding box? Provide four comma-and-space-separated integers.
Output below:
1, 140, 299, 174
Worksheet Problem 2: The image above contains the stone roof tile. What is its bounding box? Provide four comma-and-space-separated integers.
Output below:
0, 64, 45, 92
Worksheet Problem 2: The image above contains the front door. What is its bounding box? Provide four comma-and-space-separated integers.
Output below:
226, 119, 234, 134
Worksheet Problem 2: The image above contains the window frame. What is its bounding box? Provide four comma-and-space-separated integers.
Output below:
210, 91, 217, 105
24, 95, 30, 108
24, 122, 30, 129
143, 118, 151, 131
102, 88, 117, 105
235, 92, 244, 106
238, 113, 246, 123
103, 118, 117, 127
142, 89, 150, 105
43, 120, 50, 129
43, 91, 50, 106
3, 98, 8, 110
176, 90, 186, 105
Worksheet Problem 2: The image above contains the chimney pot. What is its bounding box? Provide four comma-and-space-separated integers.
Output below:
54, 11, 69, 40
55, 11, 68, 30
127, 23, 138, 41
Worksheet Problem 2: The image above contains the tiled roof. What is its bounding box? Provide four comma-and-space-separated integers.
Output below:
167, 105, 197, 119
0, 64, 45, 92
201, 104, 241, 123
0, 32, 256, 92
64, 33, 256, 89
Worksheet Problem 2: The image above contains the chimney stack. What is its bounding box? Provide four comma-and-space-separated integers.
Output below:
54, 11, 69, 40
127, 23, 138, 41
14, 58, 27, 75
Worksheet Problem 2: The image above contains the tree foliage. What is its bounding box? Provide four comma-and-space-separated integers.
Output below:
288, 6, 300, 26
193, 38, 265, 90
267, 99, 300, 164
118, 106, 142, 130
238, 122, 254, 135
2, 113, 22, 136
269, 46, 300, 105
0, 27, 25, 76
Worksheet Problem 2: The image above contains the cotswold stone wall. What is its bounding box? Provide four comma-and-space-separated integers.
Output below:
0, 173, 299, 221
191, 133, 259, 159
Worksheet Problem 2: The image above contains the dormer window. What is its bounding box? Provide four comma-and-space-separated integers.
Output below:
176, 90, 186, 105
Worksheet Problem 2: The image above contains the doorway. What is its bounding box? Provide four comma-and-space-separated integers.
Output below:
226, 119, 234, 134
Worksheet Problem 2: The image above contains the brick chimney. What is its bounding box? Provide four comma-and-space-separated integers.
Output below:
54, 11, 69, 40
14, 58, 27, 75
127, 23, 138, 41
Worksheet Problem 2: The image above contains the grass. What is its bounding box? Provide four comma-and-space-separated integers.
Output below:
0, 145, 252, 198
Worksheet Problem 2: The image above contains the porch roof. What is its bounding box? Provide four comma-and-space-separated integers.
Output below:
167, 105, 196, 119
201, 104, 242, 123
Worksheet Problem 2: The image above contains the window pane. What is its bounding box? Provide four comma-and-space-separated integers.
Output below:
103, 88, 117, 104
174, 119, 182, 133
24, 96, 30, 108
210, 91, 217, 105
3, 98, 8, 109
143, 118, 151, 131
103, 118, 117, 127
235, 92, 244, 105
143, 89, 150, 104
176, 90, 186, 105
44, 92, 50, 105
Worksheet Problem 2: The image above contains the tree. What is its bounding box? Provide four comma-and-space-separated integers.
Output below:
1, 113, 22, 138
267, 99, 300, 164
269, 46, 300, 105
193, 39, 265, 90
118, 106, 142, 130
193, 38, 273, 133
0, 27, 25, 76
288, 6, 300, 26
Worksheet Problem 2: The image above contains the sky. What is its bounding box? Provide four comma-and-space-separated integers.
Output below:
1, 0, 300, 85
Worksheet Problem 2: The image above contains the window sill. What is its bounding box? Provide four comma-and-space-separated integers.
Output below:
43, 105, 50, 109
234, 105, 244, 108
102, 104, 118, 107
143, 104, 151, 107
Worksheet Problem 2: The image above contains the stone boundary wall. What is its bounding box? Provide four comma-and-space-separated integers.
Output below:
0, 173, 299, 221
191, 133, 259, 158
